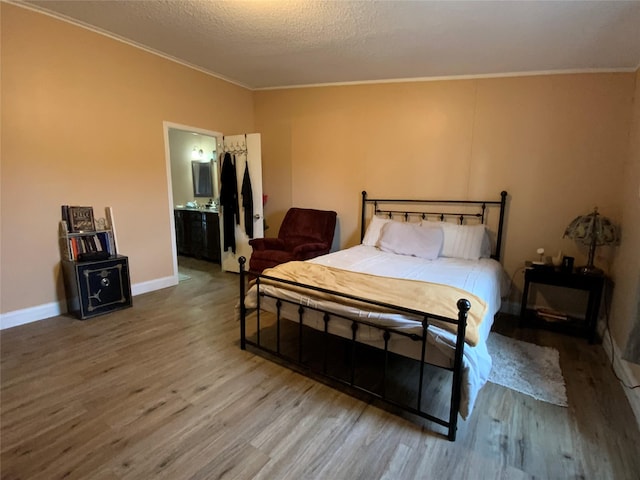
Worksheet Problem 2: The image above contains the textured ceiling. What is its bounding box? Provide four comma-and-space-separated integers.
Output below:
18, 0, 640, 89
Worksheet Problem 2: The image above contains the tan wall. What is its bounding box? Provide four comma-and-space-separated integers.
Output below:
611, 68, 640, 382
0, 4, 253, 313
254, 73, 634, 309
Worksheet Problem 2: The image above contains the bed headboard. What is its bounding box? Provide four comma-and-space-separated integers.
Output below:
360, 191, 508, 262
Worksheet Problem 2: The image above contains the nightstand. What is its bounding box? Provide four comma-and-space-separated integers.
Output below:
519, 266, 605, 343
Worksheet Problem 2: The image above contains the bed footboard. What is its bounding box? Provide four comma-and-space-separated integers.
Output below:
238, 256, 470, 441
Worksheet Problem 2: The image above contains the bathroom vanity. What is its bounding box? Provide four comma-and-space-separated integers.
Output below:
174, 208, 221, 263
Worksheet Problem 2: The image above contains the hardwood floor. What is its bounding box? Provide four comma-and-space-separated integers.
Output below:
2, 256, 640, 479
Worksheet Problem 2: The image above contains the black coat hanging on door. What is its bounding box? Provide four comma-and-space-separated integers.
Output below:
241, 162, 254, 238
220, 152, 240, 253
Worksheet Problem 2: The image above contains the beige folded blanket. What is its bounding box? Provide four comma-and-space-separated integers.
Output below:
255, 261, 487, 346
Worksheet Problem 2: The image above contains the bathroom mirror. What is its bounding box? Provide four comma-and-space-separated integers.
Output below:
191, 161, 214, 197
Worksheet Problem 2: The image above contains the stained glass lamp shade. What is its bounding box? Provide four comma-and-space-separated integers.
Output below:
563, 207, 619, 274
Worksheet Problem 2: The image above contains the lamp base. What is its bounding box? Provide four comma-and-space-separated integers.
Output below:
576, 265, 603, 275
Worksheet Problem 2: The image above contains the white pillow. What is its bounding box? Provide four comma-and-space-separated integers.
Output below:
434, 222, 487, 260
377, 221, 443, 260
362, 216, 392, 246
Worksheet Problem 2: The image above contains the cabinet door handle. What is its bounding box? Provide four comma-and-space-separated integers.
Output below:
254, 214, 261, 219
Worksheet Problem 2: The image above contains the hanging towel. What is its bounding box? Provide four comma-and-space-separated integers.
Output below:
241, 161, 254, 238
220, 152, 239, 253
232, 155, 240, 226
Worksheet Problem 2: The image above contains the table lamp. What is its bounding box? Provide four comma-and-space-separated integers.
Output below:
563, 207, 619, 275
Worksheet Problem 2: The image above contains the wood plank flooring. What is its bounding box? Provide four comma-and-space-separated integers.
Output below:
2, 256, 640, 479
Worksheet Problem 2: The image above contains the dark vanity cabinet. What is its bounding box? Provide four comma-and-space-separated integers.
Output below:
175, 209, 221, 263
202, 211, 221, 262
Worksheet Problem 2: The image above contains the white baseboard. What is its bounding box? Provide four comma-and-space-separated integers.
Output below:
0, 301, 65, 330
131, 275, 178, 296
0, 275, 179, 330
602, 329, 640, 432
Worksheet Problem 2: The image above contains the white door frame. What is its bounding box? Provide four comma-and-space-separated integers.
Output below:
162, 121, 223, 280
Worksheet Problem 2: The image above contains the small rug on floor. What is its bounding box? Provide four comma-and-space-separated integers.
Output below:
178, 273, 191, 282
487, 332, 568, 407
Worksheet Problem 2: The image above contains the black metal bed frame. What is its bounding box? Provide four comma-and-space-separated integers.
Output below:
238, 190, 508, 441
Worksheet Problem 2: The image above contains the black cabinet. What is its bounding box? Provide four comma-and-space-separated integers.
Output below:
202, 211, 221, 263
175, 210, 186, 255
520, 266, 605, 343
175, 209, 220, 263
62, 255, 132, 320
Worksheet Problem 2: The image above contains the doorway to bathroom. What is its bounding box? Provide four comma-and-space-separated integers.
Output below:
164, 122, 222, 281
163, 122, 264, 281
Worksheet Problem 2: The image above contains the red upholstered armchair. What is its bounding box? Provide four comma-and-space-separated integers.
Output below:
248, 208, 337, 273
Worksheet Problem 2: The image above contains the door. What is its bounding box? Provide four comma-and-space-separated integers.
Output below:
219, 133, 263, 273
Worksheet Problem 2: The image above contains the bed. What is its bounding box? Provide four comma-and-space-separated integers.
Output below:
238, 191, 508, 441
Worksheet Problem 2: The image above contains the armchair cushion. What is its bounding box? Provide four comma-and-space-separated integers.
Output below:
292, 242, 331, 256
249, 208, 337, 273
248, 237, 286, 251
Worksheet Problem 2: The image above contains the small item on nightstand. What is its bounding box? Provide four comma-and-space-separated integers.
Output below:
562, 256, 574, 273
532, 247, 546, 266
551, 251, 563, 267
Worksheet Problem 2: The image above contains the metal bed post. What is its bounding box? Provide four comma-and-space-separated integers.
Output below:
298, 306, 304, 363
382, 330, 391, 399
276, 300, 282, 354
417, 318, 428, 412
494, 191, 508, 261
448, 298, 470, 441
360, 191, 367, 242
322, 313, 331, 374
239, 256, 247, 350
350, 322, 358, 386
256, 275, 261, 346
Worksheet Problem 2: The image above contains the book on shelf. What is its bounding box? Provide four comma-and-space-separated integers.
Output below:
61, 205, 69, 226
70, 237, 79, 259
63, 232, 114, 261
96, 231, 115, 255
59, 208, 117, 261
536, 307, 569, 322
64, 205, 96, 233
81, 236, 97, 253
